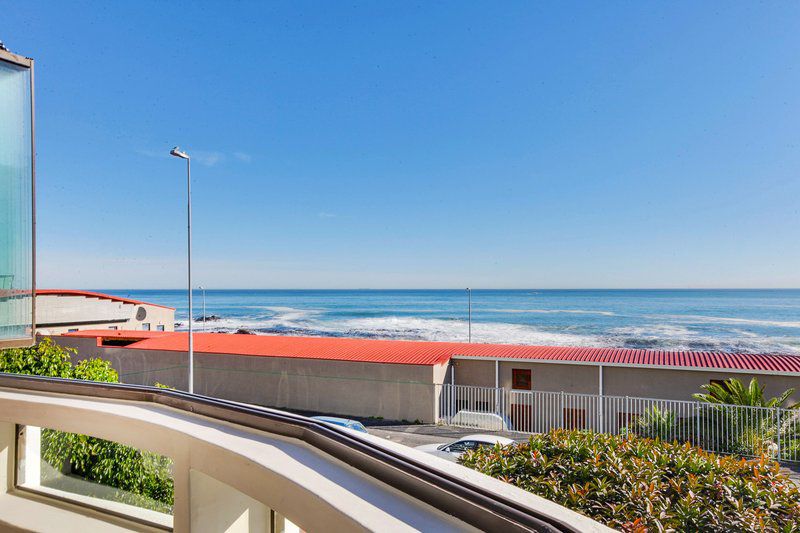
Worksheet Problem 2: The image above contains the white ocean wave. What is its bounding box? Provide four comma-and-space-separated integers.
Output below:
612, 324, 696, 338
489, 308, 616, 317
262, 306, 319, 322
609, 323, 800, 354
176, 309, 800, 354
652, 314, 800, 329
335, 316, 603, 346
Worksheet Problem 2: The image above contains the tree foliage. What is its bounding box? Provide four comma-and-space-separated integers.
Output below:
0, 337, 74, 378
1, 338, 173, 511
693, 377, 797, 408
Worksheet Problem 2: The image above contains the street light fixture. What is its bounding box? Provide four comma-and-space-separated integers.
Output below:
170, 146, 193, 393
199, 285, 206, 332
466, 288, 472, 343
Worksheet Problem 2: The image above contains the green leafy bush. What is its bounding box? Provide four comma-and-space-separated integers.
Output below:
1, 338, 173, 511
0, 337, 75, 378
630, 405, 677, 441
460, 429, 800, 532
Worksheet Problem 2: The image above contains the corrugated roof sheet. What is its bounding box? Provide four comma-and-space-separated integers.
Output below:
37, 289, 176, 310
59, 330, 800, 373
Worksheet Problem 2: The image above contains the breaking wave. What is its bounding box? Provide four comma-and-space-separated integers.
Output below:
175, 310, 800, 354
653, 314, 800, 329
489, 308, 616, 317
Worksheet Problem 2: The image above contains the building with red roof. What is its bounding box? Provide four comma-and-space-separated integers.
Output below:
52, 330, 800, 424
36, 290, 175, 335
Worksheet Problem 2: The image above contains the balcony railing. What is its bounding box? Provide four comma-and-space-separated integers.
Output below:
0, 374, 606, 532
437, 384, 800, 462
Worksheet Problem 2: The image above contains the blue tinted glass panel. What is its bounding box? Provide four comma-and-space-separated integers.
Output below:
0, 57, 33, 343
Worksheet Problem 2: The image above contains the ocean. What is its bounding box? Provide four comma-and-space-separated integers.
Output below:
106, 289, 800, 355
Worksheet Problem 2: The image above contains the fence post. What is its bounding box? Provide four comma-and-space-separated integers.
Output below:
450, 384, 455, 422
598, 396, 603, 433
435, 384, 439, 424
624, 396, 629, 433
597, 365, 604, 433
776, 407, 782, 462
695, 403, 701, 447
560, 391, 565, 429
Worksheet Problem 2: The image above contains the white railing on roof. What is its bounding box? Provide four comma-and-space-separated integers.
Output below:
437, 384, 800, 462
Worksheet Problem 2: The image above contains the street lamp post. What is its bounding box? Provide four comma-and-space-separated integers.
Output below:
170, 147, 193, 393
466, 288, 472, 343
199, 286, 206, 332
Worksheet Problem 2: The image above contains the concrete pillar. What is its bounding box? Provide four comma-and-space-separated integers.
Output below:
16, 425, 40, 488
190, 469, 270, 532
172, 452, 191, 532
0, 422, 16, 493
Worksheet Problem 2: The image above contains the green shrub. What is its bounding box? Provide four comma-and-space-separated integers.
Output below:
460, 429, 800, 532
0, 337, 74, 378
630, 405, 676, 441
1, 338, 173, 511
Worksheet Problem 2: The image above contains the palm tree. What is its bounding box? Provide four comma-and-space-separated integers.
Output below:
693, 377, 798, 458
693, 377, 796, 408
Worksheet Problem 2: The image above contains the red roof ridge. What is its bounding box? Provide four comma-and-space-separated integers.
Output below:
55, 330, 800, 373
37, 289, 176, 310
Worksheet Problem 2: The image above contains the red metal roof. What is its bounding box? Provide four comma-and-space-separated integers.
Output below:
37, 289, 175, 310
58, 330, 800, 373
451, 344, 800, 374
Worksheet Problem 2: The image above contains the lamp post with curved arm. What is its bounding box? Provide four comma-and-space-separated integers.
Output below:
170, 147, 193, 393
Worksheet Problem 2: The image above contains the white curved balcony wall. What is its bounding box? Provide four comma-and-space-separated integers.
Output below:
0, 379, 609, 532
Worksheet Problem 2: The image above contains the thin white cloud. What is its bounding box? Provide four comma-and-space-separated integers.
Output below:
137, 148, 227, 167
318, 212, 337, 219
233, 151, 252, 163
192, 151, 224, 167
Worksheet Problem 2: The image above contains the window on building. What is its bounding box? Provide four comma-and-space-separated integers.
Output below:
142, 323, 151, 331
67, 328, 78, 333
156, 325, 165, 332
710, 379, 729, 389
108, 326, 118, 330
708, 379, 732, 399
511, 368, 532, 390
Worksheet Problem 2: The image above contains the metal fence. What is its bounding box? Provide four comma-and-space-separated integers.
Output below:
436, 384, 800, 462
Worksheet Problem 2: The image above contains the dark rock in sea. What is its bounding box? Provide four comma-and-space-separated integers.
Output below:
196, 315, 220, 322
235, 328, 255, 335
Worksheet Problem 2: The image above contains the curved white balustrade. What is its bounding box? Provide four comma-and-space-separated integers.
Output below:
0, 375, 608, 532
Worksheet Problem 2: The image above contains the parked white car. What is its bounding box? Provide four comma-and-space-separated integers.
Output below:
311, 416, 369, 433
415, 434, 515, 461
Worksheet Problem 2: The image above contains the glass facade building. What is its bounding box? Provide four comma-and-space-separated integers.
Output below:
0, 49, 34, 347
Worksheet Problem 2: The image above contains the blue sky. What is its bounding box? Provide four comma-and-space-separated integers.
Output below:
4, 1, 800, 289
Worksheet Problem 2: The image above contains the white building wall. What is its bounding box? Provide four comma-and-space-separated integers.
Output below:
36, 294, 174, 334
